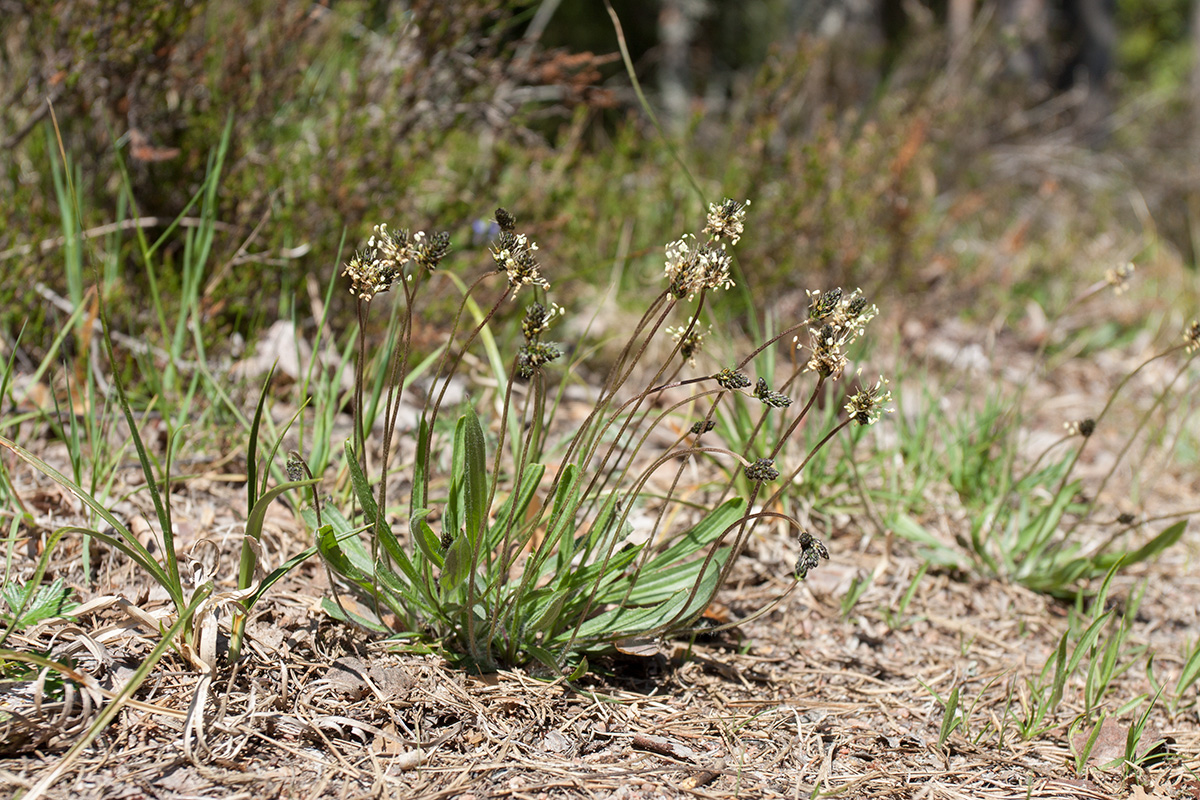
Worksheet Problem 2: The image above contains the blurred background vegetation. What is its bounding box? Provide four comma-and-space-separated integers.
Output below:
2, 0, 1199, 354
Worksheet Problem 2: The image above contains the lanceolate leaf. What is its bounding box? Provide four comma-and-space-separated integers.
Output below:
1103, 520, 1187, 569
487, 462, 545, 551
412, 417, 431, 512
617, 548, 733, 606
642, 497, 745, 572
240, 477, 319, 588
459, 409, 489, 547
410, 508, 444, 569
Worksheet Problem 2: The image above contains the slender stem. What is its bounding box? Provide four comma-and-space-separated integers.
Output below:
1059, 344, 1188, 536
1071, 348, 1197, 535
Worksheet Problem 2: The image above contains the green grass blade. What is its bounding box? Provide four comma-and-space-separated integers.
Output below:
0, 439, 175, 596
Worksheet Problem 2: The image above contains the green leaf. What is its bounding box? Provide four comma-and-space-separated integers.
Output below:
1098, 520, 1187, 569
0, 439, 176, 598
1, 577, 76, 629
643, 497, 745, 571
566, 655, 589, 681
890, 512, 963, 567
343, 440, 410, 569
1013, 481, 1079, 573
573, 492, 625, 567
344, 439, 380, 523
938, 686, 961, 746
487, 462, 545, 550
410, 508, 445, 569
245, 544, 318, 610
559, 547, 729, 646
412, 417, 430, 511
1066, 612, 1114, 685
240, 477, 319, 589
440, 535, 473, 595
525, 644, 564, 673
524, 464, 579, 579
1046, 630, 1071, 715
459, 409, 489, 547
560, 594, 685, 646
245, 364, 276, 514
371, 558, 434, 622
619, 549, 732, 606
321, 597, 389, 633
320, 505, 374, 574
316, 524, 375, 586
523, 590, 569, 639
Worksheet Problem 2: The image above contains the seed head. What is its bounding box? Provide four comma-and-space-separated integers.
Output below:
803, 323, 848, 379
715, 367, 751, 391
690, 419, 716, 436
664, 235, 734, 300
844, 375, 892, 425
1065, 418, 1096, 437
1104, 262, 1135, 294
753, 377, 792, 409
1184, 320, 1200, 354
517, 342, 563, 379
666, 324, 711, 366
286, 451, 306, 483
1117, 512, 1136, 526
795, 531, 829, 579
797, 289, 877, 380
522, 302, 562, 342
745, 458, 779, 482
342, 224, 409, 300
703, 198, 750, 245
343, 223, 447, 300
495, 207, 517, 232
414, 230, 451, 271
808, 288, 842, 321
491, 231, 548, 293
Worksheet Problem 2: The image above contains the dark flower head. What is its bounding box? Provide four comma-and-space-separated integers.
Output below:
845, 376, 892, 425
495, 207, 517, 232
342, 224, 412, 300
795, 531, 829, 579
715, 368, 751, 391
517, 342, 563, 379
664, 235, 734, 300
286, 451, 305, 483
703, 198, 751, 245
523, 303, 547, 338
809, 288, 842, 321
491, 230, 548, 292
1065, 418, 1096, 437
753, 377, 792, 408
666, 324, 711, 366
414, 230, 451, 271
745, 458, 779, 482
690, 419, 716, 436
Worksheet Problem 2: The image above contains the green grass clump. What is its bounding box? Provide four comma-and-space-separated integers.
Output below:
889, 269, 1197, 598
